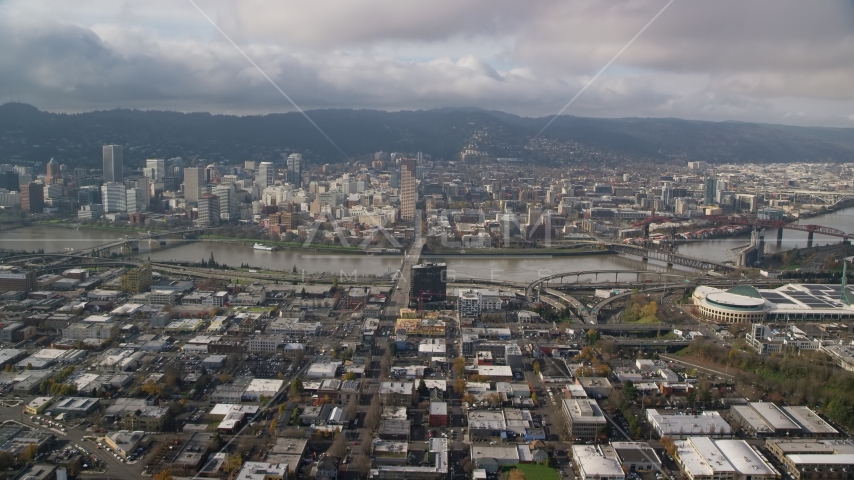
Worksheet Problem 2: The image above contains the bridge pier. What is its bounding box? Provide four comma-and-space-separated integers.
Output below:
777, 228, 783, 247
807, 231, 814, 248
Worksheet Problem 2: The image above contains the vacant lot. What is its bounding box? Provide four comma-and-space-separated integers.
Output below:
508, 463, 560, 480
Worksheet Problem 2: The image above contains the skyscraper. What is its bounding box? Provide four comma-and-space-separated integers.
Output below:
399, 158, 417, 221
78, 185, 100, 205
197, 193, 220, 226
102, 145, 123, 184
124, 176, 150, 209
73, 167, 87, 187
45, 158, 59, 185
126, 188, 146, 214
257, 162, 275, 189
102, 183, 127, 213
287, 153, 304, 187
410, 263, 447, 307
212, 183, 239, 221
20, 183, 44, 213
145, 158, 165, 182
183, 167, 205, 203
704, 177, 718, 206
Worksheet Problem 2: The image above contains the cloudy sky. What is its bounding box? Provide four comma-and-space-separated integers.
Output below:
1, 0, 853, 126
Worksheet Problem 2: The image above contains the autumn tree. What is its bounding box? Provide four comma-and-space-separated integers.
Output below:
345, 395, 359, 419
508, 468, 527, 480
327, 430, 347, 458
18, 444, 37, 464
660, 435, 678, 458
364, 394, 382, 431
350, 453, 371, 475
142, 380, 164, 396
532, 360, 541, 375
223, 454, 244, 477
454, 378, 467, 395
67, 458, 83, 477
153, 468, 174, 480
269, 418, 278, 435
453, 357, 467, 376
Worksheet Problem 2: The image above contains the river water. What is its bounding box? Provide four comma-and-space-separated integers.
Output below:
3, 207, 853, 282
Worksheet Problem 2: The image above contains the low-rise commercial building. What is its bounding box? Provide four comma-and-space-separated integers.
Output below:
765, 439, 854, 480
675, 438, 778, 480
104, 430, 147, 459
646, 409, 732, 438
572, 444, 625, 480
562, 398, 607, 440
379, 382, 414, 406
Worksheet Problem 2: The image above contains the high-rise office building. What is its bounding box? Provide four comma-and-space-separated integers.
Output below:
102, 145, 123, 184
662, 183, 674, 208
410, 263, 447, 307
0, 171, 19, 192
102, 183, 127, 213
257, 162, 275, 189
197, 194, 220, 226
145, 159, 165, 182
73, 167, 87, 187
78, 185, 100, 205
704, 177, 718, 206
124, 176, 150, 209
287, 153, 304, 187
126, 188, 147, 214
167, 157, 184, 181
20, 183, 44, 213
399, 158, 417, 221
212, 184, 238, 221
45, 158, 60, 185
183, 167, 205, 203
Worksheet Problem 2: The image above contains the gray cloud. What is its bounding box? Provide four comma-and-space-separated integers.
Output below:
0, 0, 852, 126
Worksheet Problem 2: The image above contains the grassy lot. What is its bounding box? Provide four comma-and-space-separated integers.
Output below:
508, 464, 560, 480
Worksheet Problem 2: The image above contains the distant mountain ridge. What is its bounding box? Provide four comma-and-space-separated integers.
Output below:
0, 102, 852, 167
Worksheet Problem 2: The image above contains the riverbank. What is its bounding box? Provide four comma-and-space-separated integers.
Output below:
197, 235, 370, 255
423, 248, 614, 258
41, 222, 154, 236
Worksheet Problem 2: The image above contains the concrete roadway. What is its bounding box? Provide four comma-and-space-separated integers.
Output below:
0, 401, 145, 478
384, 237, 425, 319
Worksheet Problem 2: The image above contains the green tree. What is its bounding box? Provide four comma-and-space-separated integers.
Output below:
417, 379, 429, 398
623, 380, 638, 401
290, 378, 304, 397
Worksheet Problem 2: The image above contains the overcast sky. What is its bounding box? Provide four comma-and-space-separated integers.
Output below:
1, 0, 853, 127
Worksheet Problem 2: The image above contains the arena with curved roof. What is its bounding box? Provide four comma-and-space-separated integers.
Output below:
692, 284, 854, 324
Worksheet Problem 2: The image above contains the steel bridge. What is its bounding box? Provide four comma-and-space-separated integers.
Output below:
605, 243, 735, 271
702, 215, 854, 247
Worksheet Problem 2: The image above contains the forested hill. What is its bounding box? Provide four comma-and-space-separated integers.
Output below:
1, 102, 853, 168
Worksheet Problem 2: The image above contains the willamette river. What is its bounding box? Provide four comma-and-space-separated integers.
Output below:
2, 206, 853, 282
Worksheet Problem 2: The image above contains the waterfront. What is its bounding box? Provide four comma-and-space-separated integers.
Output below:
2, 205, 854, 283
676, 208, 854, 262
